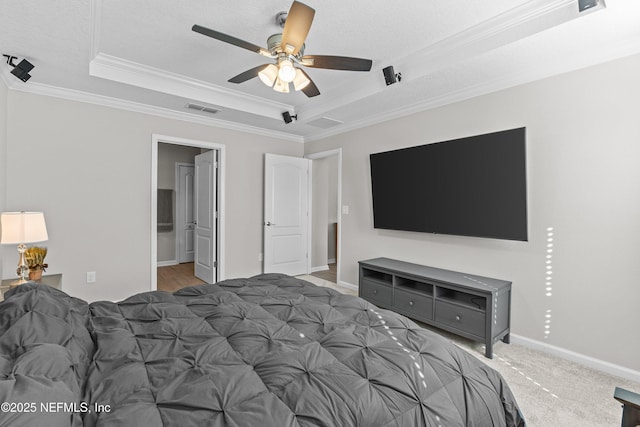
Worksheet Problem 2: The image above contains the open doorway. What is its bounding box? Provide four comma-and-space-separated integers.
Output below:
306, 149, 342, 285
151, 135, 225, 291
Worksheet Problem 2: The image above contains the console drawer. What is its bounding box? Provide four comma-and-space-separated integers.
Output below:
394, 288, 433, 321
435, 300, 486, 338
360, 279, 392, 307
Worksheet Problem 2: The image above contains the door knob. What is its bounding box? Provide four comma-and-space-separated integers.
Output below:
265, 221, 276, 226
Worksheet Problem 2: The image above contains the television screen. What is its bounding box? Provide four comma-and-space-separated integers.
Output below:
370, 127, 527, 241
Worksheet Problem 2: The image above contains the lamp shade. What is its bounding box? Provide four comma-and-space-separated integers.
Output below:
0, 212, 48, 244
258, 64, 278, 87
293, 68, 310, 91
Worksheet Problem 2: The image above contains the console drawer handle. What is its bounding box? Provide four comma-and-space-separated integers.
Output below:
455, 315, 461, 321
409, 301, 414, 306
373, 290, 378, 295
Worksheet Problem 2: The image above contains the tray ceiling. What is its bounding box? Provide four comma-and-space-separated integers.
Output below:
1, 0, 639, 142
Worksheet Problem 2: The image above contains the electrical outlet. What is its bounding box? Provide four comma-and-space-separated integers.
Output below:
342, 205, 349, 215
258, 253, 263, 262
86, 271, 96, 283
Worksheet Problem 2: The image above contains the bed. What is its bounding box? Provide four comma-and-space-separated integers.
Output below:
0, 274, 525, 426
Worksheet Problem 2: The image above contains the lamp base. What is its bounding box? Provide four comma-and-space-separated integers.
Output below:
15, 243, 29, 284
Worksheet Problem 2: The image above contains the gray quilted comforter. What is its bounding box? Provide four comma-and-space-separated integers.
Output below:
0, 274, 525, 426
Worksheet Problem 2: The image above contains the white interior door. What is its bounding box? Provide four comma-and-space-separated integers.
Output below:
194, 150, 217, 283
176, 163, 195, 263
264, 153, 310, 275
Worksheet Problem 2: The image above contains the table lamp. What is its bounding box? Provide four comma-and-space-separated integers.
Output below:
0, 211, 49, 285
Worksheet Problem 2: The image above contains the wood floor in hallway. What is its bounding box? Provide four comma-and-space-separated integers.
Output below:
157, 262, 206, 293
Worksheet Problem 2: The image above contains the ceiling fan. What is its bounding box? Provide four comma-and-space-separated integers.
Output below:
192, 1, 373, 98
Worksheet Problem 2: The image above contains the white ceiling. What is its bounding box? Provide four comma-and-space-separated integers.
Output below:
1, 0, 639, 142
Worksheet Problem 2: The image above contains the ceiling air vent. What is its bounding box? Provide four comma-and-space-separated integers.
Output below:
307, 117, 343, 129
186, 103, 220, 115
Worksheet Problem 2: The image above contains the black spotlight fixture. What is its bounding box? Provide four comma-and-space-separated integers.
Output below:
11, 59, 34, 82
382, 65, 401, 86
3, 54, 17, 67
3, 55, 35, 82
282, 111, 298, 124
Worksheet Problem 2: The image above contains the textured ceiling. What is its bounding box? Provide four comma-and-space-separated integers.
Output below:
1, 0, 639, 142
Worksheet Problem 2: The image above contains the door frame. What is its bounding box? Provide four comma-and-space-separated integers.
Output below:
151, 134, 226, 291
175, 162, 194, 264
304, 148, 342, 286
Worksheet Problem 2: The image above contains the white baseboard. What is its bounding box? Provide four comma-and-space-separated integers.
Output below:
339, 280, 359, 291
310, 265, 329, 273
510, 334, 640, 383
328, 258, 336, 264
157, 260, 178, 267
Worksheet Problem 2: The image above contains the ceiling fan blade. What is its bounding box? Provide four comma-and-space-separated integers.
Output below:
228, 64, 269, 84
299, 69, 320, 97
192, 24, 265, 54
280, 1, 315, 55
301, 55, 372, 71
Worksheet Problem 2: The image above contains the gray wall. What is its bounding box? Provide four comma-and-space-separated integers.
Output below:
311, 158, 329, 268
157, 143, 202, 263
1, 90, 303, 302
310, 155, 339, 268
305, 54, 640, 373
0, 79, 7, 281
326, 156, 338, 262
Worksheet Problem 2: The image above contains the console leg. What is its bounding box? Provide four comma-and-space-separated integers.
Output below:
485, 340, 493, 359
502, 333, 510, 344
622, 406, 640, 427
615, 387, 640, 427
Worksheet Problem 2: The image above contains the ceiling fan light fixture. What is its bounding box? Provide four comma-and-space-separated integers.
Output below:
273, 76, 290, 93
193, 1, 372, 99
278, 58, 296, 83
258, 64, 278, 87
293, 68, 310, 91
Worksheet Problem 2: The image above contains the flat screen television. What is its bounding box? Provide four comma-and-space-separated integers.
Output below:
370, 127, 527, 241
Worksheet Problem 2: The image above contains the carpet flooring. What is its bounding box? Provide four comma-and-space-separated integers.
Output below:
299, 274, 640, 427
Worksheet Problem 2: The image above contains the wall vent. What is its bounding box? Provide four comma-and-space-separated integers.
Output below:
186, 103, 220, 115
307, 117, 344, 129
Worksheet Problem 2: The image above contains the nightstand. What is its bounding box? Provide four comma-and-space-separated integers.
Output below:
0, 273, 62, 301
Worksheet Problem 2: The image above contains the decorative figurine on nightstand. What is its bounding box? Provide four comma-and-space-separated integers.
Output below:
25, 246, 48, 281
0, 211, 49, 286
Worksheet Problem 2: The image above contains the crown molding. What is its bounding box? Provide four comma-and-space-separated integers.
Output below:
8, 80, 304, 143
7, 43, 639, 146
305, 41, 640, 143
89, 0, 103, 60
395, 0, 577, 71
86, 0, 578, 138
299, 0, 578, 124
90, 53, 293, 122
